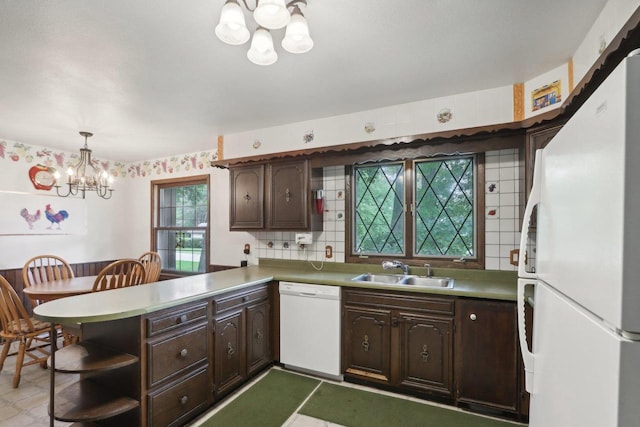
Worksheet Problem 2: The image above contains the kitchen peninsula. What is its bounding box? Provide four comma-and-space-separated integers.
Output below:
35, 259, 521, 426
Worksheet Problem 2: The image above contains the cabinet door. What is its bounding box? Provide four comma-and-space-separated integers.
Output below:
230, 165, 264, 230
343, 306, 392, 384
455, 299, 519, 413
214, 309, 245, 398
246, 300, 271, 376
399, 313, 453, 396
268, 160, 308, 229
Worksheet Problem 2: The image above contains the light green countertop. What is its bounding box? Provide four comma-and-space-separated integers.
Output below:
34, 259, 517, 324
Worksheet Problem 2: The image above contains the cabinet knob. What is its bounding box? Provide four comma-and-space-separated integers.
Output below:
420, 344, 429, 362
362, 334, 370, 352
177, 314, 188, 324
179, 395, 188, 405
469, 313, 477, 321
179, 348, 188, 358
227, 341, 235, 359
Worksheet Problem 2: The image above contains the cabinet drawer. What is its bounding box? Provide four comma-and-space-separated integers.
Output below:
148, 366, 210, 427
146, 303, 208, 337
148, 324, 208, 387
344, 288, 454, 316
214, 285, 268, 314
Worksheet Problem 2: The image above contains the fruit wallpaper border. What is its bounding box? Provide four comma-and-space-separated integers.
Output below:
0, 139, 218, 179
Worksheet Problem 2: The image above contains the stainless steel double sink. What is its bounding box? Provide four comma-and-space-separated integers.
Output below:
351, 273, 454, 288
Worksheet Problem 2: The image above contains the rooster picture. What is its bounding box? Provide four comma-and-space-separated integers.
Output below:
45, 204, 69, 229
20, 208, 41, 229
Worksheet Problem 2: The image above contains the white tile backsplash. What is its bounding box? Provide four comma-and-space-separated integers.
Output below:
484, 148, 522, 271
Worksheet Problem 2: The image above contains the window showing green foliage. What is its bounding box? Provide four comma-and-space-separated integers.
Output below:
352, 156, 476, 259
154, 179, 209, 274
353, 163, 405, 255
414, 157, 474, 257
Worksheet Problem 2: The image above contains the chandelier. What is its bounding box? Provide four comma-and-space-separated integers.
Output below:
215, 0, 313, 66
53, 131, 114, 200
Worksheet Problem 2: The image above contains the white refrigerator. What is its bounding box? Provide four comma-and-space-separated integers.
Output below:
518, 51, 640, 427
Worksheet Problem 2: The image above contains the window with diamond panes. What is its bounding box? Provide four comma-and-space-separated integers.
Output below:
353, 162, 405, 255
414, 157, 475, 257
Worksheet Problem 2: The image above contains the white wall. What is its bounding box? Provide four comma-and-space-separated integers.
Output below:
223, 85, 514, 160
572, 0, 640, 84
0, 141, 131, 269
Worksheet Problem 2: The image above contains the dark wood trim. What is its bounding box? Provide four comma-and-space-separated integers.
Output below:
150, 174, 211, 276
208, 264, 240, 272
211, 8, 640, 169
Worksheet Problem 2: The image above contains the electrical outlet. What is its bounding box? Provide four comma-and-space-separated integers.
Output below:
325, 245, 333, 259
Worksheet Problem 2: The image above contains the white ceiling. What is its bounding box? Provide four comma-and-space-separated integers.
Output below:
0, 1, 608, 162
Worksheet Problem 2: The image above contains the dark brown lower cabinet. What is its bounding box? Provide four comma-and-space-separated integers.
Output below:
344, 305, 392, 383
343, 288, 522, 420
214, 308, 245, 397
343, 288, 454, 398
454, 298, 519, 416
246, 300, 271, 375
49, 283, 274, 427
145, 302, 211, 427
399, 313, 453, 396
213, 283, 271, 399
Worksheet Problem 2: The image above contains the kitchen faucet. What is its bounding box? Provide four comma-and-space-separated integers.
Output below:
382, 260, 409, 275
424, 263, 432, 277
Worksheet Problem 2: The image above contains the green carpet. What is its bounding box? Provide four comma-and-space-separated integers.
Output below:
200, 369, 320, 427
300, 382, 517, 427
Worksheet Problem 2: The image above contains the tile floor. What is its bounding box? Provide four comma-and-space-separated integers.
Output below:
0, 346, 524, 427
0, 339, 77, 427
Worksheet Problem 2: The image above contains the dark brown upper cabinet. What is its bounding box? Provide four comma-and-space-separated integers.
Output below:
229, 165, 265, 230
229, 160, 322, 231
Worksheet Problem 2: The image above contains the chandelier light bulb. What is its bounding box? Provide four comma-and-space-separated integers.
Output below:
247, 27, 278, 65
215, 0, 250, 45
281, 5, 313, 54
253, 0, 290, 30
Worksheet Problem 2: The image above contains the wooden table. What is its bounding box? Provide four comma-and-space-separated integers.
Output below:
23, 276, 97, 303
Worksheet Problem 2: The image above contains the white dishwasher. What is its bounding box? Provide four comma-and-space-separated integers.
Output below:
279, 281, 342, 380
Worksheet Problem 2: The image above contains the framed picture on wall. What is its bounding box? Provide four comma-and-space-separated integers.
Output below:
0, 192, 86, 235
531, 80, 562, 111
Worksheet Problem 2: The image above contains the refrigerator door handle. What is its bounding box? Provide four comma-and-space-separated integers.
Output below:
518, 149, 543, 279
518, 278, 536, 393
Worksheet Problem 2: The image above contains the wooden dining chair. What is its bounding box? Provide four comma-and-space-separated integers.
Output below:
138, 251, 162, 283
0, 275, 55, 388
22, 254, 74, 308
93, 259, 146, 292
